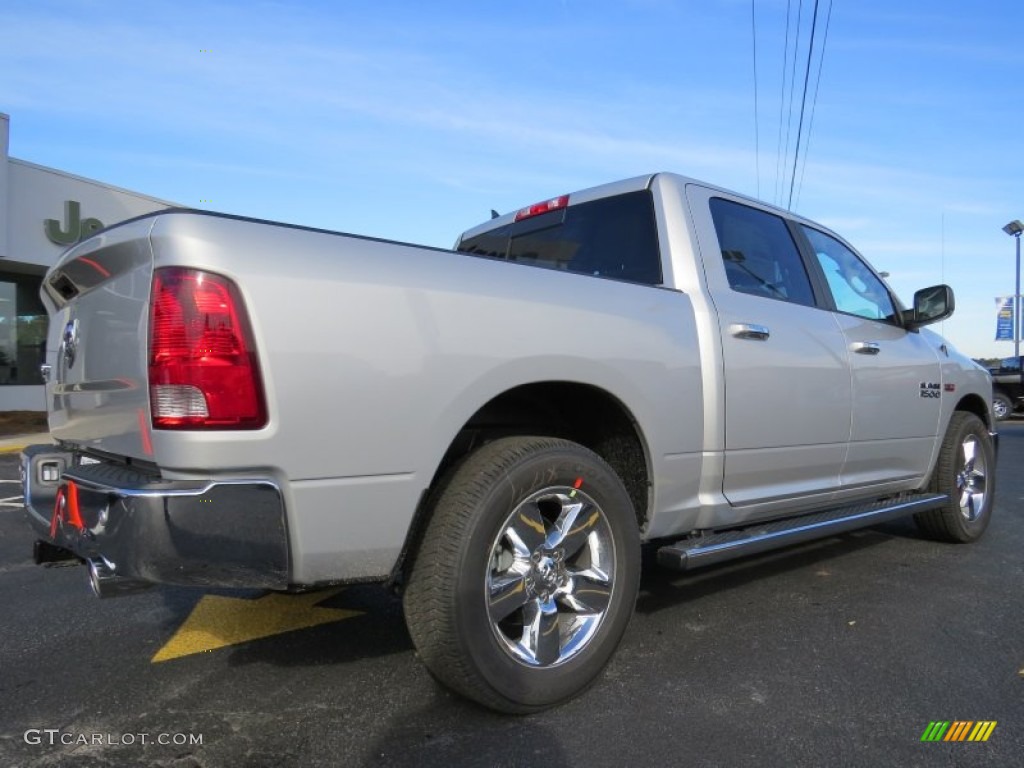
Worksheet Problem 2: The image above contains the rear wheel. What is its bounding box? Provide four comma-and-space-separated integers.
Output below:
403, 436, 641, 713
914, 412, 995, 542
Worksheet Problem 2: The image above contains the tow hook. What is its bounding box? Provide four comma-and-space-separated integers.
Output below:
33, 540, 79, 566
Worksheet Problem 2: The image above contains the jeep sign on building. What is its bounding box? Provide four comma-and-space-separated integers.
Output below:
0, 113, 174, 411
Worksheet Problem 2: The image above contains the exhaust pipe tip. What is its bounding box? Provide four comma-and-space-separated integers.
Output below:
87, 558, 153, 599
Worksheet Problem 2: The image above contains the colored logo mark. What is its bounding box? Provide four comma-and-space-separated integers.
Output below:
920, 721, 997, 742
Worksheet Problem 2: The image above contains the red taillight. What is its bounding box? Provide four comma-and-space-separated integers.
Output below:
148, 267, 267, 430
513, 194, 570, 222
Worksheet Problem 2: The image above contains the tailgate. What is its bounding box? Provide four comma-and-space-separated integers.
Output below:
42, 216, 157, 460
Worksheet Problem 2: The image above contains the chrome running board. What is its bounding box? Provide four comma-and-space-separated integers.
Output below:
656, 493, 947, 571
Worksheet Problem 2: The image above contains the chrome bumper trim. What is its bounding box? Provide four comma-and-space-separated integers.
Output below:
21, 444, 289, 590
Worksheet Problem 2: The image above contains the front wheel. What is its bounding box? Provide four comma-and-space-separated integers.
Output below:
992, 392, 1012, 421
403, 436, 641, 713
914, 412, 995, 542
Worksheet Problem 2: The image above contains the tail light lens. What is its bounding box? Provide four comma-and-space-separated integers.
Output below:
148, 267, 267, 429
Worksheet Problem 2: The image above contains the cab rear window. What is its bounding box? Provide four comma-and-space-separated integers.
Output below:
457, 191, 662, 286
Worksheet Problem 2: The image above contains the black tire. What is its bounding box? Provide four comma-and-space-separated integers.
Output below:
403, 436, 641, 713
914, 412, 995, 543
992, 392, 1012, 421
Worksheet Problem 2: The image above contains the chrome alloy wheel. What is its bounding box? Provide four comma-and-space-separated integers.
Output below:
956, 434, 988, 522
992, 397, 1010, 420
486, 487, 616, 668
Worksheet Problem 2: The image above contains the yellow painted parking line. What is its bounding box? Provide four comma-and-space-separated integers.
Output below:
152, 588, 361, 662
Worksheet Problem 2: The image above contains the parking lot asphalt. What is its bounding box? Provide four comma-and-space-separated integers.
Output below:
0, 425, 1022, 768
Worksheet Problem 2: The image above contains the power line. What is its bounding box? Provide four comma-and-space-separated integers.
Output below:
773, 0, 793, 205
788, 0, 821, 210
760, 0, 834, 207
752, 0, 761, 198
794, 0, 834, 209
781, 0, 804, 206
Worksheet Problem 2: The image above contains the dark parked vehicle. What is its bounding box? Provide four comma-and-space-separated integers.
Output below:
990, 356, 1023, 420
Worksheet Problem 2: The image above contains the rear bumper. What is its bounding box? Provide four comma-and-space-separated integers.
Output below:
21, 444, 289, 591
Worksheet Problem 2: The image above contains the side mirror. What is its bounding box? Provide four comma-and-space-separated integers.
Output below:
904, 284, 955, 330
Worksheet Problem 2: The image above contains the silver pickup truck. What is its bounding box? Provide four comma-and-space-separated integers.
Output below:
22, 172, 996, 713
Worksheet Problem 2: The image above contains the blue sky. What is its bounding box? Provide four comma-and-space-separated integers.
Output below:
3, 0, 1022, 358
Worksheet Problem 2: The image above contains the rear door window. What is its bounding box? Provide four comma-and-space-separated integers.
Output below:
457, 191, 662, 286
709, 198, 817, 307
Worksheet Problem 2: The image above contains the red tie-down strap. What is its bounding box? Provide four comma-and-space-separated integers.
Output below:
49, 481, 84, 539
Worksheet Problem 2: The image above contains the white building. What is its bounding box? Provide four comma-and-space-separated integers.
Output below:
0, 113, 175, 411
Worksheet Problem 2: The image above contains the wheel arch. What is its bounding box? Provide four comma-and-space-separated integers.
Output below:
391, 381, 653, 588
953, 392, 992, 430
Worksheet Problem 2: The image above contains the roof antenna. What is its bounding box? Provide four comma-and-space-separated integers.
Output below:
490, 209, 500, 219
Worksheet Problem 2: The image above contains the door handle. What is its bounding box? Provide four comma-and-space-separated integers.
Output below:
852, 341, 881, 355
730, 323, 770, 341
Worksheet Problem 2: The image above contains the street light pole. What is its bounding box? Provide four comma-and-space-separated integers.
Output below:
1003, 220, 1024, 360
